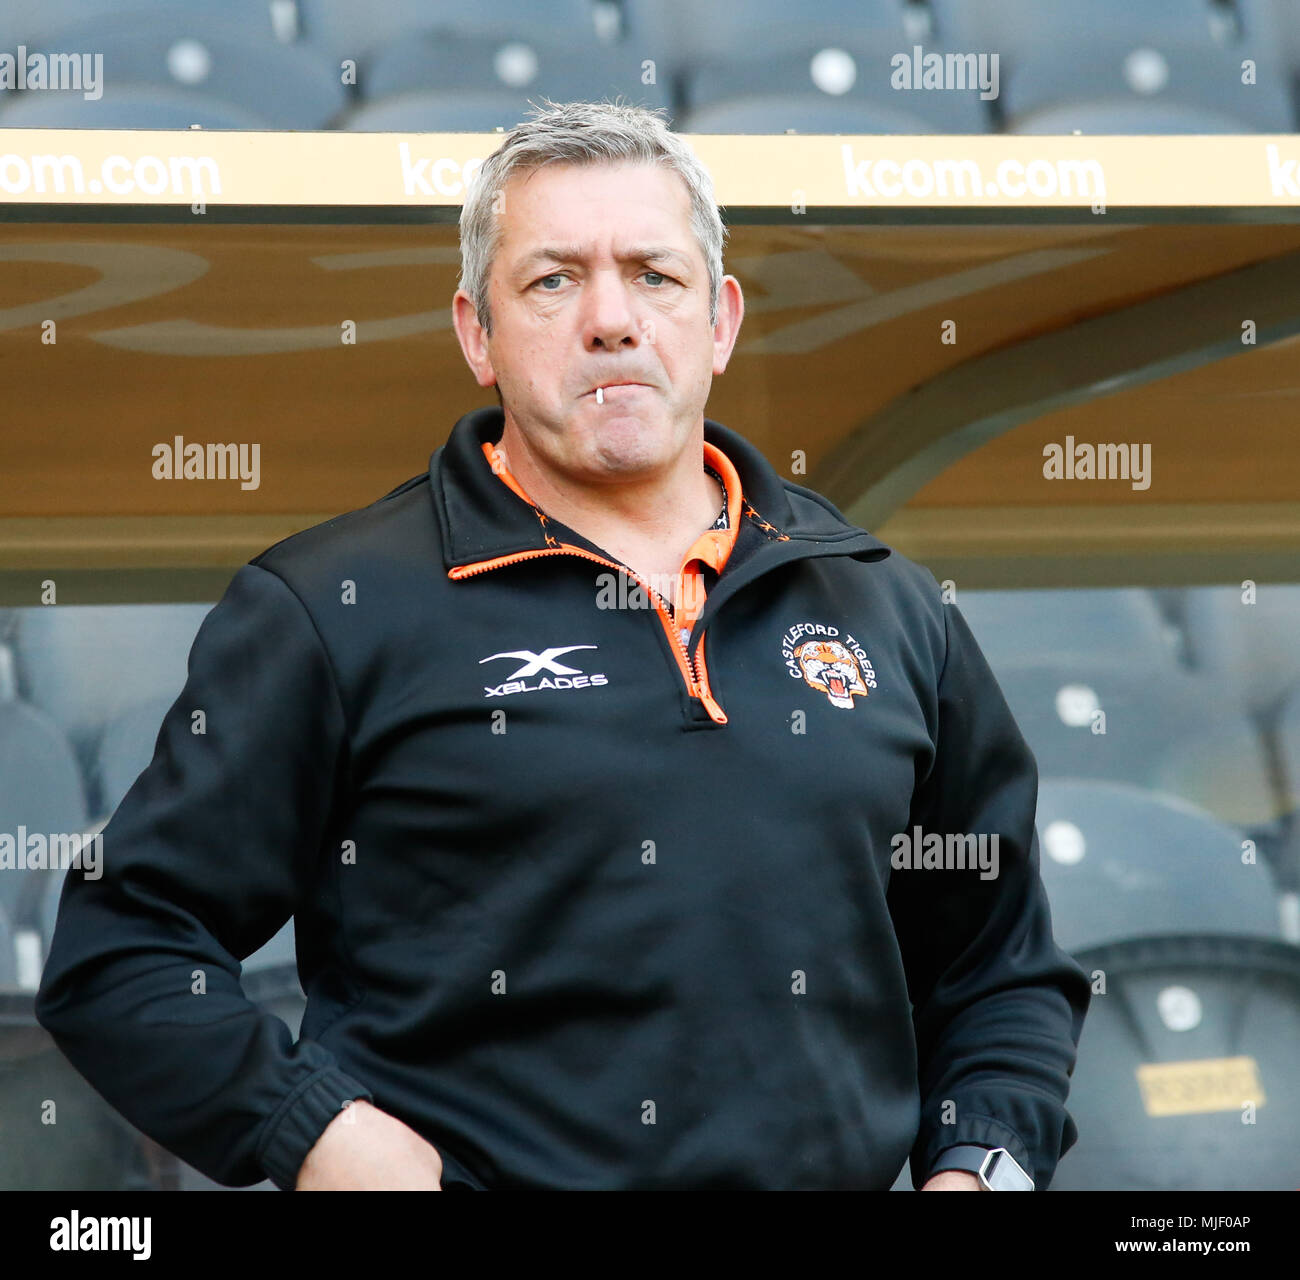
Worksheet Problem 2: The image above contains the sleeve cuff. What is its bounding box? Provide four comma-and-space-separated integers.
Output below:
257, 1066, 375, 1191
916, 1114, 1033, 1188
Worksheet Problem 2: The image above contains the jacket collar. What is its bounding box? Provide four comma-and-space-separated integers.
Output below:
430, 406, 891, 571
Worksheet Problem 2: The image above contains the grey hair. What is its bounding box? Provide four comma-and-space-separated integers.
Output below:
458, 97, 729, 338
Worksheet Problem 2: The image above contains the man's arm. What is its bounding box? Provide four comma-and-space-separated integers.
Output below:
35, 563, 380, 1190
886, 591, 1092, 1191
295, 1098, 444, 1190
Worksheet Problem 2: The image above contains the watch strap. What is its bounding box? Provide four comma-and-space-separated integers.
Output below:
928, 1144, 1034, 1190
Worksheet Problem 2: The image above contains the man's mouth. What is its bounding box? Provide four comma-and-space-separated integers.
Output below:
586, 382, 649, 400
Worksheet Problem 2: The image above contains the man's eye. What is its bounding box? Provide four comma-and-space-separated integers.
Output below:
533, 271, 672, 290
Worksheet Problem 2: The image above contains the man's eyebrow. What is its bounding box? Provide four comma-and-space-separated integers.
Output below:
512, 245, 691, 279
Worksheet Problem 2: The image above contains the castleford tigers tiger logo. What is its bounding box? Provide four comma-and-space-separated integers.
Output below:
781, 622, 877, 709
795, 639, 868, 709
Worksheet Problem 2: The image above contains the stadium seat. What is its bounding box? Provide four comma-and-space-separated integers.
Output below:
1035, 779, 1281, 953
1177, 583, 1300, 720
0, 0, 288, 46
0, 1003, 160, 1189
927, 0, 1293, 133
0, 902, 18, 990
1003, 43, 1295, 134
0, 84, 269, 130
996, 658, 1278, 834
928, 0, 1280, 69
1049, 934, 1300, 1190
39, 865, 65, 967
296, 0, 602, 65
340, 90, 545, 132
242, 930, 304, 1077
681, 96, 961, 136
245, 964, 304, 1035
361, 33, 672, 112
242, 920, 298, 977
11, 602, 211, 814
0, 641, 14, 701
682, 45, 991, 135
11, 15, 349, 129
1281, 685, 1300, 807
1008, 97, 1287, 135
95, 695, 179, 819
614, 0, 682, 59
0, 698, 87, 930
952, 587, 1177, 672
671, 0, 919, 66
37, 817, 107, 966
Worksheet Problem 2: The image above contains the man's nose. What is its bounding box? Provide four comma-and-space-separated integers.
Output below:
583, 270, 642, 349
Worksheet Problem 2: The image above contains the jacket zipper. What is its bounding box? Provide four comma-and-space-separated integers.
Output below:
449, 544, 728, 724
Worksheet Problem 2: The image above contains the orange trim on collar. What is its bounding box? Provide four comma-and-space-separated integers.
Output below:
478, 436, 745, 625
693, 439, 743, 572
481, 439, 535, 507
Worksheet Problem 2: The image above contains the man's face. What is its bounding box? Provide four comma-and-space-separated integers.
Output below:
454, 160, 743, 485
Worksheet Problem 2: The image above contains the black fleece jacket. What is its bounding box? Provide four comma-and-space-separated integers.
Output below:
35, 407, 1090, 1190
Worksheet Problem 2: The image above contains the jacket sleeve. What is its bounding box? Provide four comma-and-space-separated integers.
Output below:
34, 562, 374, 1190
886, 592, 1091, 1190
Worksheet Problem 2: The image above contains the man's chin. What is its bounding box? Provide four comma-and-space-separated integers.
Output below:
582, 408, 670, 447
577, 416, 675, 475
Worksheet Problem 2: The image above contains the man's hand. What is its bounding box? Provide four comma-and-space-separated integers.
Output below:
921, 1170, 982, 1190
295, 1098, 444, 1190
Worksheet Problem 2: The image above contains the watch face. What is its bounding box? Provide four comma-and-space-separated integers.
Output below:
983, 1149, 1034, 1191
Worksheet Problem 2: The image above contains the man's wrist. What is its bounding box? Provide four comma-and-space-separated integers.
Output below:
928, 1144, 1034, 1190
922, 1168, 984, 1191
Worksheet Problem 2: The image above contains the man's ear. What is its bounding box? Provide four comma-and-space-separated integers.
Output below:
712, 275, 745, 378
452, 288, 498, 392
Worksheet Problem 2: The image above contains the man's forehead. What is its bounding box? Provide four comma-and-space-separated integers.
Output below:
497, 162, 697, 268
505, 157, 682, 202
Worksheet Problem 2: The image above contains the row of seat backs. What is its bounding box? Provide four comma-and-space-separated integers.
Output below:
0, 1, 1293, 132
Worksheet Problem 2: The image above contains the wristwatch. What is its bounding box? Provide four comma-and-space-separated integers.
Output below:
928, 1144, 1034, 1190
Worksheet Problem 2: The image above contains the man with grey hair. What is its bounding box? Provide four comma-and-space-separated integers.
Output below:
37, 98, 1089, 1192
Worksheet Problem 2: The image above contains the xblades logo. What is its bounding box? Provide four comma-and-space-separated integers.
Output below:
480, 645, 609, 698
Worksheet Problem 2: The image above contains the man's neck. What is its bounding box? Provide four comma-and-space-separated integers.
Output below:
494, 425, 724, 588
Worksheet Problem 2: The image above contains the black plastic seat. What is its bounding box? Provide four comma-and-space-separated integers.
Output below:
999, 661, 1278, 834
9, 14, 347, 129
1050, 934, 1300, 1190
1036, 779, 1281, 954
361, 31, 671, 114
